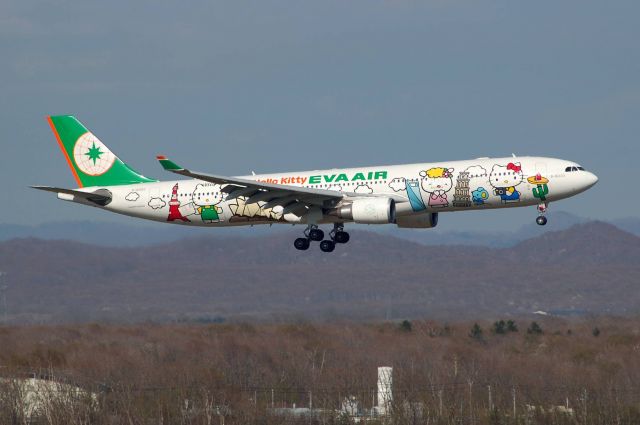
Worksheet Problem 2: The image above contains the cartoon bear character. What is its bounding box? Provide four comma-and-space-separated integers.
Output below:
419, 167, 454, 208
192, 183, 224, 223
489, 162, 524, 203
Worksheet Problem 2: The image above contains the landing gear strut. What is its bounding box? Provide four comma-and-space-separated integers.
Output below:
536, 203, 548, 226
330, 223, 350, 244
308, 227, 324, 242
294, 224, 324, 251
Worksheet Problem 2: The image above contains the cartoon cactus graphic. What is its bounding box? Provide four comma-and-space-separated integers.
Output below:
532, 183, 549, 201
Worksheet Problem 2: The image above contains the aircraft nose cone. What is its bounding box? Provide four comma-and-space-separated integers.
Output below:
583, 172, 598, 189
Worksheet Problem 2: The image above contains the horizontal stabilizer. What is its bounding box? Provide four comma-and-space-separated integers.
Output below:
31, 186, 112, 206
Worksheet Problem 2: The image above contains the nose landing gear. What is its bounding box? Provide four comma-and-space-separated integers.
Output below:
536, 202, 548, 226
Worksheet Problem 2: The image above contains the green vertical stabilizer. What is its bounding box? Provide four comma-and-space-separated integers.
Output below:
47, 115, 156, 187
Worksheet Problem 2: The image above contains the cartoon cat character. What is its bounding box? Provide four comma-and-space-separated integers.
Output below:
489, 162, 524, 203
192, 183, 224, 223
419, 167, 454, 208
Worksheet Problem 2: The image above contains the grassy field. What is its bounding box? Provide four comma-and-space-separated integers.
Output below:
1, 317, 640, 424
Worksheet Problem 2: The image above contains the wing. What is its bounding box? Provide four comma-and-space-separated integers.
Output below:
156, 156, 346, 215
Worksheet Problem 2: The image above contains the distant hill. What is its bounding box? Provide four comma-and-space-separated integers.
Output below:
0, 221, 638, 323
611, 217, 640, 237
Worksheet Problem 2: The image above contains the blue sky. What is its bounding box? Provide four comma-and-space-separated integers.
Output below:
0, 0, 637, 231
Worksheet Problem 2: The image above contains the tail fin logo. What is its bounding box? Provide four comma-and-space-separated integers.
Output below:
72, 132, 116, 176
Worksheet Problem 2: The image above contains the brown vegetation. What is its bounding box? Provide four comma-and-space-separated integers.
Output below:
1, 317, 640, 424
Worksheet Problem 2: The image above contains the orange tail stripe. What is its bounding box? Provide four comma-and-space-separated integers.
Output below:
47, 116, 83, 188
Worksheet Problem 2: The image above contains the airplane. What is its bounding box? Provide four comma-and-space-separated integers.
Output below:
33, 115, 599, 253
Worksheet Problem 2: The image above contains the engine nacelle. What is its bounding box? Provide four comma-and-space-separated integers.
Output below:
395, 213, 438, 229
333, 198, 396, 224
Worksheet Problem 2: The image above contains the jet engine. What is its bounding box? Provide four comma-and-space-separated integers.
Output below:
395, 212, 438, 228
332, 198, 396, 224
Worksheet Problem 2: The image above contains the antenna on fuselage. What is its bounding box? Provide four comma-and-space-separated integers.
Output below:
512, 153, 517, 158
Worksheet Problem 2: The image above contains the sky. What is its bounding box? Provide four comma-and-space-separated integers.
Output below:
0, 0, 638, 232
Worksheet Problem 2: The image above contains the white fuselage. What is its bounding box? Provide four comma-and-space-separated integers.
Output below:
66, 156, 598, 227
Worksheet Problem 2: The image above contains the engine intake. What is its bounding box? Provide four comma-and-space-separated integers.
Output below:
333, 198, 396, 224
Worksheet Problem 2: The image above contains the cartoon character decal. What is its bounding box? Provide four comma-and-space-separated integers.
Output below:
192, 184, 224, 223
420, 167, 454, 208
388, 168, 455, 212
489, 162, 524, 203
528, 174, 549, 202
167, 183, 190, 222
471, 187, 489, 205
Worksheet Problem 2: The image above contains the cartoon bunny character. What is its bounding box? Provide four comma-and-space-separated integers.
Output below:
420, 167, 454, 208
489, 162, 524, 203
192, 183, 224, 223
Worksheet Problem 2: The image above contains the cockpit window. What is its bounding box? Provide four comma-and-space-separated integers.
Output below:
565, 166, 572, 172
565, 166, 586, 172
577, 166, 585, 171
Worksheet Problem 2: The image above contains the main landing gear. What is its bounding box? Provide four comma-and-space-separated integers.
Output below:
330, 223, 350, 244
294, 223, 350, 253
536, 202, 548, 226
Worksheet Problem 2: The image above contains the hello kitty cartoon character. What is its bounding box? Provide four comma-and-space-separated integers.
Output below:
420, 167, 454, 208
489, 162, 524, 203
192, 183, 224, 223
